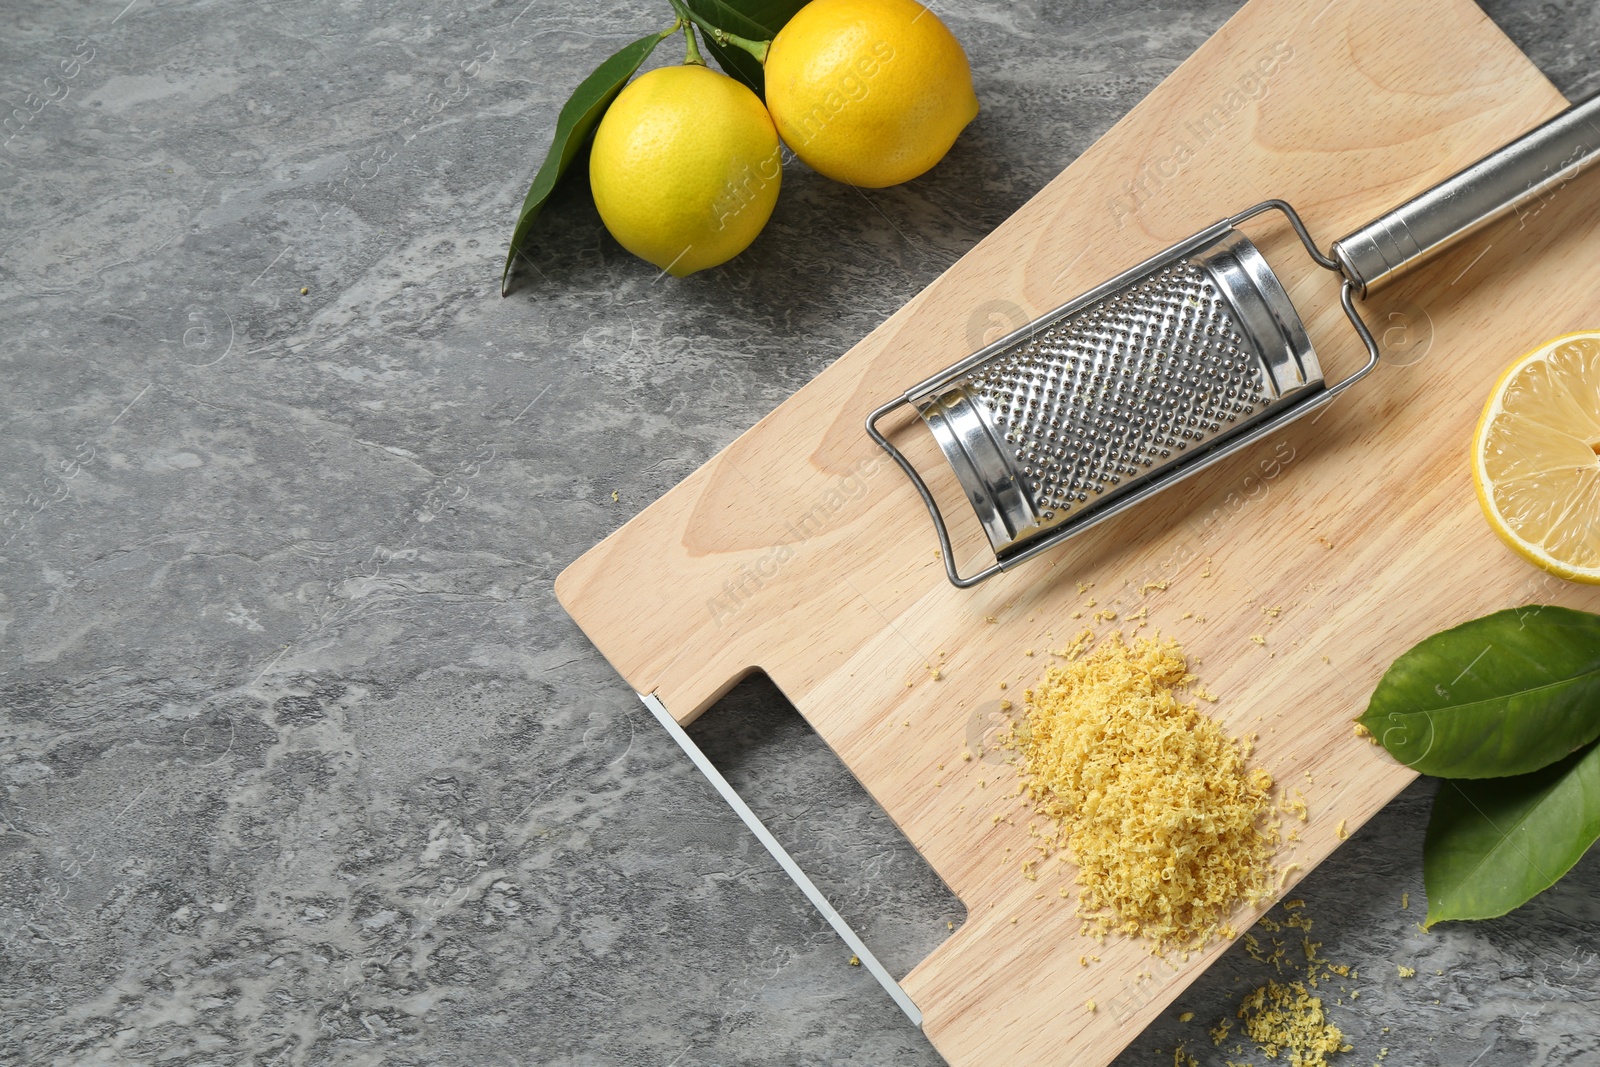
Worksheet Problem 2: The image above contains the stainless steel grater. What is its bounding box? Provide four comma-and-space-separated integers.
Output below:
869, 93, 1600, 586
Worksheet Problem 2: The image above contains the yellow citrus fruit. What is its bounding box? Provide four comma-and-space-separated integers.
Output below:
1472, 330, 1600, 583
590, 64, 781, 277
764, 0, 979, 188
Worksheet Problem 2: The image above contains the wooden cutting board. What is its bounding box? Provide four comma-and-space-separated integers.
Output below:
557, 0, 1600, 1062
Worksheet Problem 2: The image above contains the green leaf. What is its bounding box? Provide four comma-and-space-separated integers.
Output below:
1423, 737, 1600, 926
1357, 606, 1600, 778
685, 0, 807, 96
502, 28, 674, 297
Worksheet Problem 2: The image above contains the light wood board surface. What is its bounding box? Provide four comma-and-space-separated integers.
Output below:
556, 0, 1600, 1062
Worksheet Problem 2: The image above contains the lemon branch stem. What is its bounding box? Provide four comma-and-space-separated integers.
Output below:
677, 17, 707, 65
668, 0, 771, 64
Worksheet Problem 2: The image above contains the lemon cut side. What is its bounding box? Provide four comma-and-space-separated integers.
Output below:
1472, 331, 1600, 583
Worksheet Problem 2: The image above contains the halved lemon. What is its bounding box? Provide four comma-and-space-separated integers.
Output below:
1472, 331, 1600, 583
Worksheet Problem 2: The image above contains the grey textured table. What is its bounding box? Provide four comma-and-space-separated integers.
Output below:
3, 1, 1599, 1064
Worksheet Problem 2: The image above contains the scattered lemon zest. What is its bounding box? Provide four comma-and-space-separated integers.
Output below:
1236, 978, 1349, 1066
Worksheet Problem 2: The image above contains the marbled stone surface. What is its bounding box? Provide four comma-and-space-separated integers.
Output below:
3, 1, 1598, 1065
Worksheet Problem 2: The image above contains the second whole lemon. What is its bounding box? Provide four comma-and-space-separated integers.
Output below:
590, 64, 782, 277
764, 0, 979, 188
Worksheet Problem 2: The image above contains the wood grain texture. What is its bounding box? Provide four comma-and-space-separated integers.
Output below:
556, 0, 1600, 1063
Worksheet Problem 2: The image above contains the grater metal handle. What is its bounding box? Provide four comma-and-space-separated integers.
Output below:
1332, 92, 1600, 296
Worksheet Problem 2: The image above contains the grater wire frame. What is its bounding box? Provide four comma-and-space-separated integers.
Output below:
866, 200, 1381, 588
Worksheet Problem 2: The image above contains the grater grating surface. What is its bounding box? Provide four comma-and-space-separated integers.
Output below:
872, 215, 1344, 586
967, 259, 1276, 524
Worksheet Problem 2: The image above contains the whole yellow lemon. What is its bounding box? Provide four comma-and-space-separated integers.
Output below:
764, 0, 979, 188
590, 64, 782, 277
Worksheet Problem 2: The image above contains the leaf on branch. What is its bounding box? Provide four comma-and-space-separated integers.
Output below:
502, 29, 674, 296
1357, 606, 1600, 779
1424, 736, 1600, 926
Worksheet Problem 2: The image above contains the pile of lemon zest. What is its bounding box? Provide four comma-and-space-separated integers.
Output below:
1004, 630, 1278, 953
